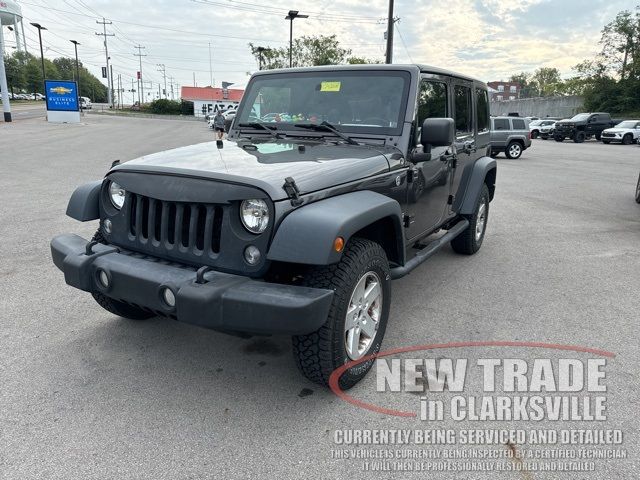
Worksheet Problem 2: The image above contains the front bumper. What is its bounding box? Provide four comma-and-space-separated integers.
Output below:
51, 234, 333, 335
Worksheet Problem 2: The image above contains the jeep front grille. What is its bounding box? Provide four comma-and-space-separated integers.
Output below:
126, 193, 223, 255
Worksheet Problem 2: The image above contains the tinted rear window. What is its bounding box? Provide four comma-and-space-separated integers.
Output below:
512, 119, 526, 130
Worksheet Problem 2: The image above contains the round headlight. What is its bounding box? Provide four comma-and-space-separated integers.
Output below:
240, 199, 269, 234
109, 181, 126, 210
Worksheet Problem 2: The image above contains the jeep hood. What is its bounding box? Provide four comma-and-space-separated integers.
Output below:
111, 139, 394, 201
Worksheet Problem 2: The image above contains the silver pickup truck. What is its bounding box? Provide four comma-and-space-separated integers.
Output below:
490, 116, 532, 159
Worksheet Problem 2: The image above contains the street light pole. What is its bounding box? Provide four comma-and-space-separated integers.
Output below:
70, 40, 81, 109
30, 23, 47, 95
285, 10, 308, 68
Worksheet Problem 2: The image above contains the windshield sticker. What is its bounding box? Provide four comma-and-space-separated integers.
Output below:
320, 81, 341, 92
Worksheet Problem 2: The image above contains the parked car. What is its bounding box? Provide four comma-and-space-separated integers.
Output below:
50, 64, 497, 388
80, 97, 92, 109
600, 120, 640, 145
554, 113, 617, 143
538, 121, 557, 140
530, 119, 557, 139
490, 116, 532, 159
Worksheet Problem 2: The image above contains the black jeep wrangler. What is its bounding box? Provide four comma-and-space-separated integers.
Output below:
51, 65, 496, 388
554, 112, 616, 143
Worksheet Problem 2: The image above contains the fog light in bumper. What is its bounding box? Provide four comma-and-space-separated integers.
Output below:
244, 245, 261, 265
97, 269, 110, 289
161, 287, 176, 308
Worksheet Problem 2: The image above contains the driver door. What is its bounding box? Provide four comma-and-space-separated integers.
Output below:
404, 75, 454, 242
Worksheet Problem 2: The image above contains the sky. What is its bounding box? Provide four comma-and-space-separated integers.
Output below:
1, 0, 633, 99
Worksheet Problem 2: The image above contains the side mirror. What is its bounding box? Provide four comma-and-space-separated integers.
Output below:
421, 118, 455, 149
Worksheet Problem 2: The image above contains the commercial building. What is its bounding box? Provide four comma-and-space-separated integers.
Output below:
180, 86, 244, 118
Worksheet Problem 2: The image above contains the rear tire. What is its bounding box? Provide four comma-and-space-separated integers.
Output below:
451, 184, 490, 255
90, 230, 155, 321
531, 130, 539, 139
554, 136, 564, 142
505, 141, 523, 159
292, 238, 391, 389
573, 131, 586, 143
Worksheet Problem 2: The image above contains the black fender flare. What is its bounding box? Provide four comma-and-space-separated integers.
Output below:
453, 156, 497, 215
267, 191, 405, 265
65, 180, 102, 221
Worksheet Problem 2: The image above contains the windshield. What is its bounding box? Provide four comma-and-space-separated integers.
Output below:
615, 121, 638, 129
235, 70, 411, 136
529, 120, 543, 126
570, 113, 590, 121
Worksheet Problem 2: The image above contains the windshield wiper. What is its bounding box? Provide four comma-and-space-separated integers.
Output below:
294, 121, 358, 145
237, 121, 280, 139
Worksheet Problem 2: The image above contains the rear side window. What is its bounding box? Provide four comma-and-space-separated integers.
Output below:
494, 118, 510, 130
475, 88, 489, 132
512, 119, 526, 130
454, 85, 472, 136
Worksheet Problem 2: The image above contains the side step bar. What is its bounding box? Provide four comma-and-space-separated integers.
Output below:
390, 219, 469, 280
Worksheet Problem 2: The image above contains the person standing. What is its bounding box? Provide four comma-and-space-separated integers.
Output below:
213, 111, 225, 140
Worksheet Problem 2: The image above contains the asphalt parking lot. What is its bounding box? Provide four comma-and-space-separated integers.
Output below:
1, 116, 639, 479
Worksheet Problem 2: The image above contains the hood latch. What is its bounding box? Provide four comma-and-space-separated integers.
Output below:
282, 177, 303, 207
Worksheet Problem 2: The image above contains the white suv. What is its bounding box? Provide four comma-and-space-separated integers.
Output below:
601, 120, 640, 145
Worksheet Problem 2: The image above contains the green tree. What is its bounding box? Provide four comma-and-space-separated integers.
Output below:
249, 35, 354, 69
570, 6, 640, 114
531, 67, 562, 96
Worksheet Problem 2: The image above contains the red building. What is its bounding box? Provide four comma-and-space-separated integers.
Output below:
487, 81, 521, 102
180, 86, 244, 118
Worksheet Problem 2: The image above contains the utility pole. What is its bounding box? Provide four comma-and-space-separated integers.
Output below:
134, 45, 146, 104
157, 63, 167, 99
285, 11, 308, 68
109, 64, 114, 108
385, 0, 395, 64
131, 78, 135, 105
169, 76, 175, 100
96, 18, 114, 105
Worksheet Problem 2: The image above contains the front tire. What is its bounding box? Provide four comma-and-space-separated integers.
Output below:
531, 130, 539, 139
622, 134, 633, 145
451, 184, 490, 255
292, 238, 391, 389
554, 136, 564, 142
505, 141, 523, 159
573, 131, 586, 143
635, 174, 640, 204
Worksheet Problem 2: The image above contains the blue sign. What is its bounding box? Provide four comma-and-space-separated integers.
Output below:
45, 80, 79, 112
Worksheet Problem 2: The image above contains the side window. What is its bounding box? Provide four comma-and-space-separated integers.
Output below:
454, 85, 472, 137
512, 119, 525, 130
417, 80, 447, 126
475, 88, 489, 133
494, 118, 510, 130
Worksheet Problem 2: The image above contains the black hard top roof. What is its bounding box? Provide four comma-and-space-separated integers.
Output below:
252, 64, 487, 87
